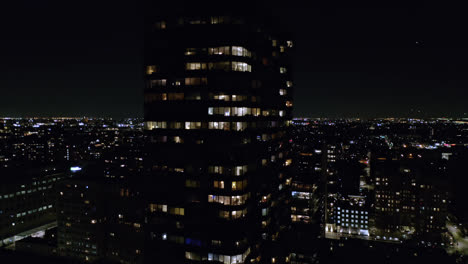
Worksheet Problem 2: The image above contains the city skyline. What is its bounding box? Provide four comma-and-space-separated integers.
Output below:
1, 116, 467, 263
1, 2, 468, 263
1, 2, 467, 118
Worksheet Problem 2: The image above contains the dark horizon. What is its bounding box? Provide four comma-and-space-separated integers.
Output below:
1, 2, 468, 118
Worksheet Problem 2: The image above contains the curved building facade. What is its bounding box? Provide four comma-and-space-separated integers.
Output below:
143, 3, 294, 263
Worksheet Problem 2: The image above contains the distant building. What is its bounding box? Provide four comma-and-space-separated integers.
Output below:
56, 168, 106, 262
324, 156, 369, 236
329, 196, 370, 238
0, 167, 63, 247
371, 150, 450, 244
56, 165, 144, 264
287, 130, 325, 264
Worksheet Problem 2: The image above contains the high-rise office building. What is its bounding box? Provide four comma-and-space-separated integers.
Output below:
0, 167, 62, 247
372, 150, 450, 244
287, 126, 325, 264
143, 2, 293, 263
57, 164, 145, 264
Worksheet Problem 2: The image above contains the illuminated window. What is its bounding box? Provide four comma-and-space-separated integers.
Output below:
272, 39, 277, 47
185, 251, 201, 261
185, 48, 197, 55
218, 209, 247, 219
209, 46, 230, 55
235, 165, 248, 176
208, 194, 249, 205
209, 166, 224, 174
280, 67, 287, 74
213, 94, 229, 101
279, 89, 287, 95
186, 62, 207, 70
232, 62, 252, 72
233, 122, 248, 131
208, 107, 260, 117
175, 208, 184, 216
234, 95, 248, 102
173, 136, 183, 143
219, 210, 230, 219
231, 180, 247, 191
239, 107, 249, 116
209, 122, 230, 130
146, 65, 157, 75
144, 93, 167, 102
287, 40, 293, 47
214, 180, 225, 189
185, 122, 201, 129
155, 21, 166, 29
145, 121, 167, 130
286, 81, 293, 87
286, 101, 293, 107
232, 46, 251, 57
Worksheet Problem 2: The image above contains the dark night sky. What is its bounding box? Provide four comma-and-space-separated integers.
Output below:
1, 1, 467, 118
